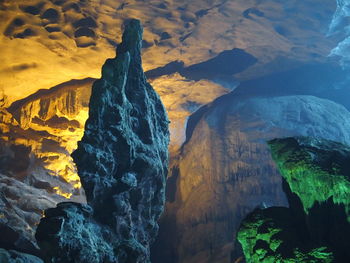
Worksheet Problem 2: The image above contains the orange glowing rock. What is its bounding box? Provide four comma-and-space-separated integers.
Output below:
1, 79, 93, 199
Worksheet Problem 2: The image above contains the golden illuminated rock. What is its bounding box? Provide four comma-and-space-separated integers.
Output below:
0, 78, 93, 249
0, 0, 336, 103
0, 0, 343, 259
150, 73, 229, 154
0, 79, 93, 199
0, 73, 226, 204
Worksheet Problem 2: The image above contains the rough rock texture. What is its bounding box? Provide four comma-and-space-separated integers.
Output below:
152, 95, 350, 263
149, 73, 230, 155
0, 174, 55, 256
1, 79, 93, 198
237, 206, 335, 263
36, 19, 169, 263
237, 137, 350, 262
269, 137, 350, 219
2, 78, 92, 199
8, 78, 93, 130
0, 69, 225, 252
0, 0, 337, 102
0, 79, 90, 251
0, 248, 43, 263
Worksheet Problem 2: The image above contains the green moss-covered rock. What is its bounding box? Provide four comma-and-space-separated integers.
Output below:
237, 137, 350, 263
237, 207, 334, 263
268, 137, 350, 221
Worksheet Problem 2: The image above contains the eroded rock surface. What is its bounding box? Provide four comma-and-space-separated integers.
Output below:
0, 0, 336, 102
0, 248, 43, 263
36, 19, 169, 263
237, 137, 350, 262
153, 95, 350, 263
0, 79, 90, 252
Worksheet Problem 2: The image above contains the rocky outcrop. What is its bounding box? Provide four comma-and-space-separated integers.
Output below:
269, 137, 350, 218
3, 78, 93, 197
237, 137, 350, 262
0, 79, 91, 251
0, 174, 57, 255
149, 73, 229, 155
35, 19, 169, 263
1, 78, 93, 200
0, 248, 43, 263
152, 95, 350, 263
8, 78, 93, 130
0, 63, 225, 256
237, 206, 335, 263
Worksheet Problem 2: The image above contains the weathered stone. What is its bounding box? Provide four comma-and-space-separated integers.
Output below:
0, 79, 91, 249
237, 206, 334, 263
0, 223, 41, 258
0, 174, 57, 255
0, 248, 43, 263
237, 137, 350, 262
36, 19, 169, 263
36, 202, 114, 262
153, 95, 350, 263
269, 137, 350, 218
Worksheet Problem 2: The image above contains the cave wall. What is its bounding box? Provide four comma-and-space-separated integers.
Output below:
153, 94, 350, 263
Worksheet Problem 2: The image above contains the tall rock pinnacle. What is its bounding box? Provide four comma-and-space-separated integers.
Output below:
35, 19, 170, 263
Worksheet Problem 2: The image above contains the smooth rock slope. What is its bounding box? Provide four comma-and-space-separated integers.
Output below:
35, 19, 169, 263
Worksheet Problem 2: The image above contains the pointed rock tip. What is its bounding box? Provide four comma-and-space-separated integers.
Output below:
117, 19, 143, 56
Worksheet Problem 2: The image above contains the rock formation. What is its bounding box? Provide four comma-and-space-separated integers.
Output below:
0, 31, 229, 258
35, 19, 169, 263
237, 136, 350, 262
0, 248, 43, 263
152, 94, 350, 263
2, 78, 93, 199
0, 0, 336, 102
0, 79, 91, 253
0, 66, 226, 254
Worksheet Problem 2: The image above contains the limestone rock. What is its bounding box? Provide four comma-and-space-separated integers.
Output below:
153, 95, 350, 263
237, 137, 350, 262
0, 0, 336, 102
36, 19, 169, 263
269, 137, 350, 217
0, 174, 56, 256
0, 79, 91, 249
237, 206, 334, 263
0, 248, 43, 263
36, 202, 114, 262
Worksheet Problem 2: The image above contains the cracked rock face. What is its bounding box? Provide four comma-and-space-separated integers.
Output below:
35, 19, 169, 263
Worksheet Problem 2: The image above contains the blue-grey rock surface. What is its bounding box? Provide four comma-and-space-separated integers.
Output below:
0, 248, 43, 263
35, 19, 169, 263
153, 94, 350, 263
